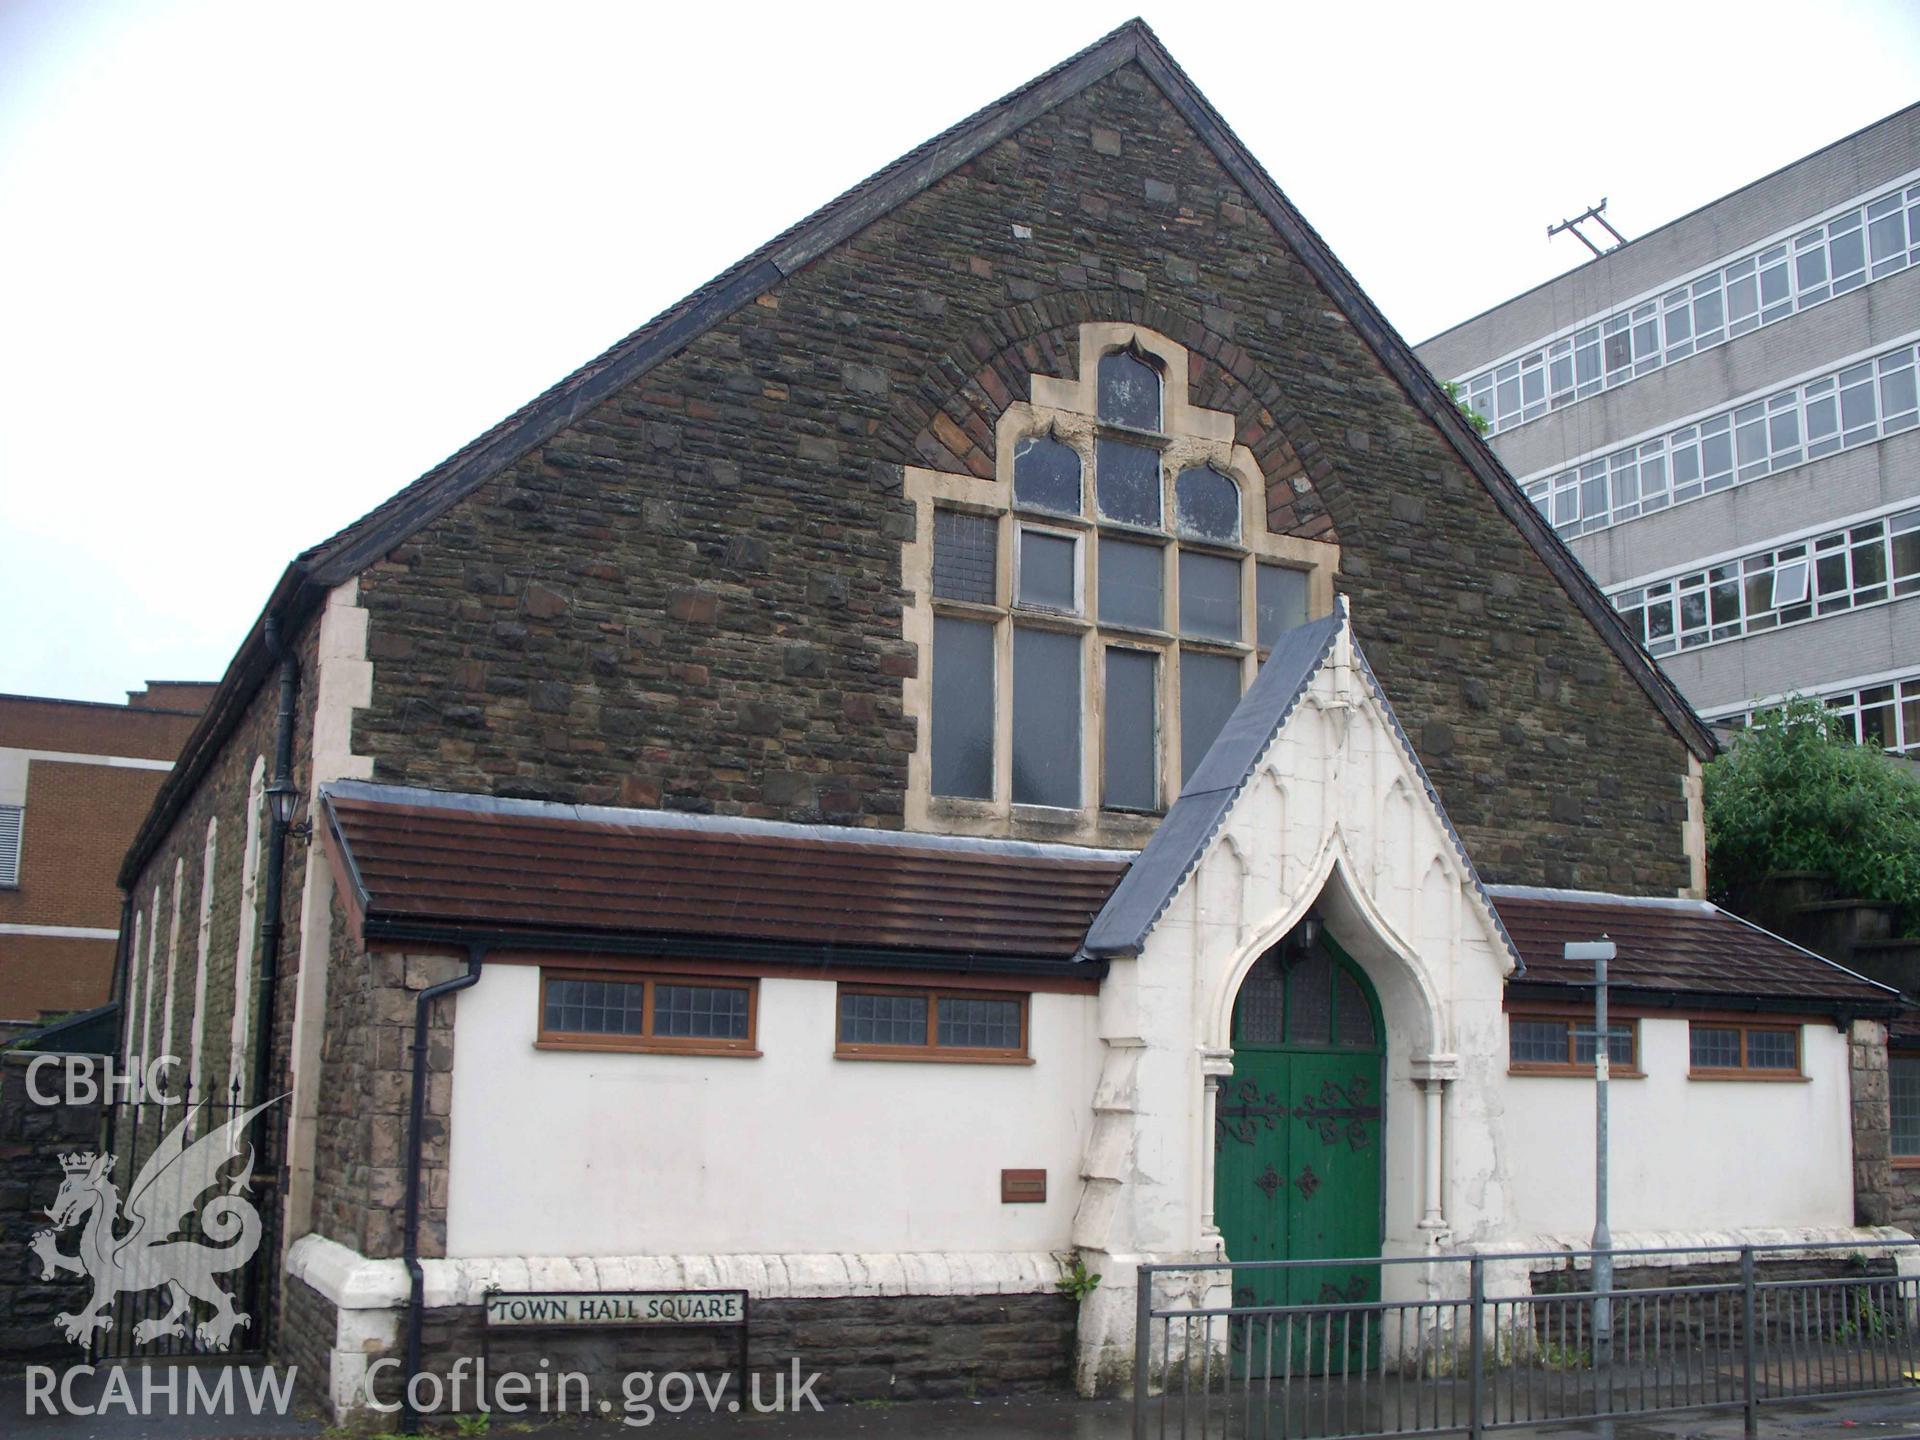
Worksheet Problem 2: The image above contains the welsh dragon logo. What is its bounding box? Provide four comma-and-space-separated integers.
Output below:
29, 1098, 279, 1350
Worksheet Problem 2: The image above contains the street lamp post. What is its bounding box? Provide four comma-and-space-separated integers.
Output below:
1565, 938, 1617, 1387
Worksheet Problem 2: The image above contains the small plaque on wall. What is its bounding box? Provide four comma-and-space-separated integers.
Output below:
1001, 1168, 1046, 1203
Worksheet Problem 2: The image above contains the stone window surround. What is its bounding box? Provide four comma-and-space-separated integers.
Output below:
902, 322, 1339, 846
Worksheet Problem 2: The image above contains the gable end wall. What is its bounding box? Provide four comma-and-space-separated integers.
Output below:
341, 64, 1693, 894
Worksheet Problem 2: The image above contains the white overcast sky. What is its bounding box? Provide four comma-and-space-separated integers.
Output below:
4, 1, 1918, 703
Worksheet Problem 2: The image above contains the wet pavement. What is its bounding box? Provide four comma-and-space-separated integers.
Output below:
2, 1370, 1915, 1439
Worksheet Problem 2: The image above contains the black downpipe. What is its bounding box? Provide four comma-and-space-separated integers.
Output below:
401, 943, 485, 1435
103, 894, 134, 1159
252, 615, 300, 1116
255, 610, 299, 1113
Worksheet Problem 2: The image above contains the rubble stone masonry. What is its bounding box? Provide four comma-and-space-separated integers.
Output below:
345, 64, 1697, 894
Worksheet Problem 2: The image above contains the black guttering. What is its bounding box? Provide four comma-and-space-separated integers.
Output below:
1504, 978, 1906, 1025
119, 567, 324, 889
120, 18, 1719, 885
399, 943, 484, 1436
359, 918, 1107, 983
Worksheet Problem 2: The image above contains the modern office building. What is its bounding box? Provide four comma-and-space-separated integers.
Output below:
1418, 104, 1920, 751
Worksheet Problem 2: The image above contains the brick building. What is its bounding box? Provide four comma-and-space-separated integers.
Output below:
0, 682, 209, 1037
92, 22, 1911, 1421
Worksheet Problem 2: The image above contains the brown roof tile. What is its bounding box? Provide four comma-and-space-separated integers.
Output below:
1491, 889, 1898, 1007
322, 785, 1130, 964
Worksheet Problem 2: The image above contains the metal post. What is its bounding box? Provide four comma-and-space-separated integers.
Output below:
1566, 938, 1615, 1421
1133, 1263, 1152, 1440
1468, 1256, 1486, 1440
1740, 1247, 1758, 1440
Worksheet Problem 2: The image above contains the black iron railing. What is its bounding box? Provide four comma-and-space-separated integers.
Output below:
1134, 1240, 1920, 1439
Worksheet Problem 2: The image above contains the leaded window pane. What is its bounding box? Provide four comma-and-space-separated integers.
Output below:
840, 991, 928, 1046
1174, 465, 1240, 543
1691, 1025, 1742, 1069
653, 984, 749, 1039
1096, 438, 1162, 527
1099, 537, 1163, 630
1103, 648, 1158, 812
1013, 434, 1081, 515
1012, 627, 1080, 808
1285, 950, 1333, 1044
545, 978, 645, 1036
1257, 564, 1309, 647
1510, 1019, 1569, 1065
1098, 349, 1161, 429
1180, 552, 1242, 642
1334, 968, 1376, 1049
1746, 1029, 1798, 1070
932, 617, 994, 799
1893, 1055, 1920, 1157
937, 996, 1021, 1050
1017, 529, 1078, 613
933, 510, 996, 604
1235, 955, 1287, 1045
1180, 651, 1241, 785
1573, 1024, 1634, 1066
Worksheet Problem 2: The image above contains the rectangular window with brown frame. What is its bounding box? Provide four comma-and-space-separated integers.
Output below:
1688, 1021, 1802, 1079
1893, 1052, 1920, 1165
537, 970, 759, 1057
1506, 1012, 1640, 1076
835, 984, 1030, 1064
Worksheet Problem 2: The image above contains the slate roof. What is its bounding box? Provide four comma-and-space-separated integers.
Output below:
1084, 603, 1521, 975
320, 781, 1129, 969
122, 18, 1714, 887
1491, 886, 1903, 1011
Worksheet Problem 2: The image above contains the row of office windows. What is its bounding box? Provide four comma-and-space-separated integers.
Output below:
537, 971, 1032, 1063
1458, 178, 1920, 436
1507, 1014, 1803, 1080
926, 345, 1315, 815
1522, 339, 1920, 538
1611, 506, 1920, 658
1707, 671, 1920, 756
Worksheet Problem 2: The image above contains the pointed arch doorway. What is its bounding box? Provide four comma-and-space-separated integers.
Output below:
1215, 928, 1385, 1371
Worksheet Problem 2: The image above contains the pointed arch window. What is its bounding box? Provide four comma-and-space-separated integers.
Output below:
908, 324, 1336, 839
1098, 345, 1162, 430
1176, 463, 1242, 544
1232, 940, 1381, 1051
1013, 432, 1081, 515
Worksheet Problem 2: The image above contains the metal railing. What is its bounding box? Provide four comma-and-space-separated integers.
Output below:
1133, 1240, 1920, 1439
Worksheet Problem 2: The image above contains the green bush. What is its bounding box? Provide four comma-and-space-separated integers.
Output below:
1704, 697, 1920, 930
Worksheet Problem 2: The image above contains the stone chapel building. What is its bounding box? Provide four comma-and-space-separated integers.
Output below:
107, 21, 1911, 1420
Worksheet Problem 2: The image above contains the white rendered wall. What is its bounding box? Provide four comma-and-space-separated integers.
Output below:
445, 967, 1102, 1259
1501, 1017, 1855, 1235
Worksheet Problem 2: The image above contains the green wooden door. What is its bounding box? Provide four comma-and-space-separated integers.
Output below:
1214, 934, 1384, 1374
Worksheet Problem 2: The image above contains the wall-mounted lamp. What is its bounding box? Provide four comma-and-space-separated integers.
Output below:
266, 778, 312, 842
1291, 911, 1323, 957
